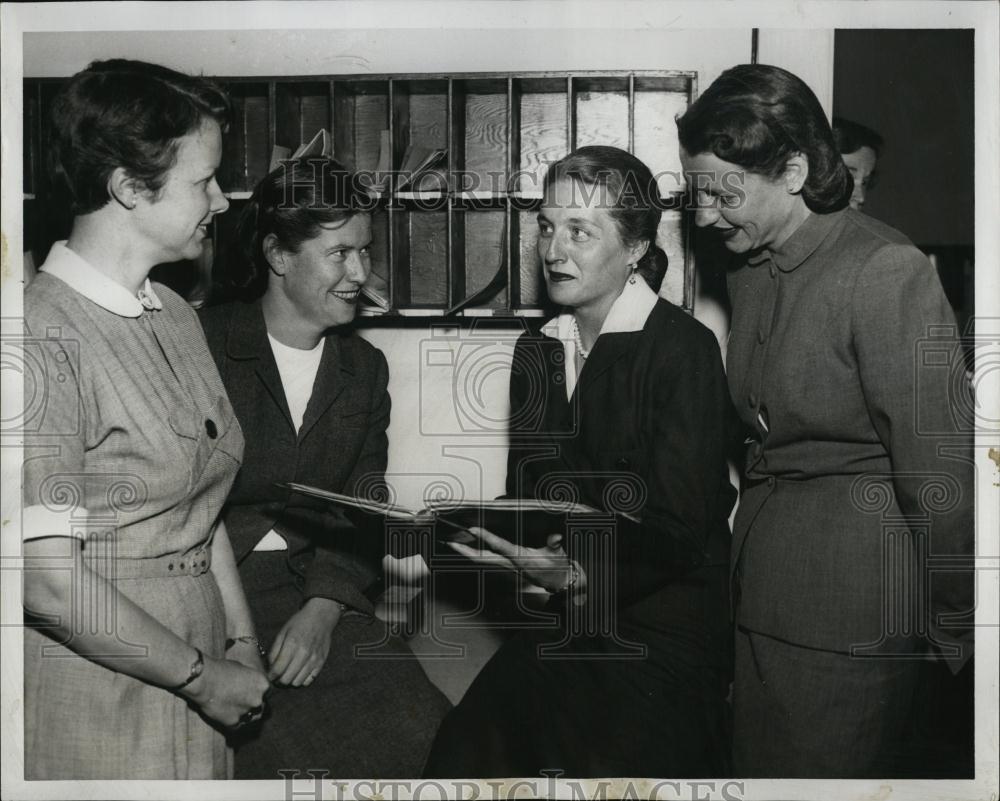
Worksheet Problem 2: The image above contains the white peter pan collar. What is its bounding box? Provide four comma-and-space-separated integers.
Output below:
40, 241, 163, 318
541, 277, 658, 399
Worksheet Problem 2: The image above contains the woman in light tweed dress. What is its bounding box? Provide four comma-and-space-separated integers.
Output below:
22, 60, 269, 779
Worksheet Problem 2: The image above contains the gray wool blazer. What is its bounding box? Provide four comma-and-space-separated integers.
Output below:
726, 207, 974, 665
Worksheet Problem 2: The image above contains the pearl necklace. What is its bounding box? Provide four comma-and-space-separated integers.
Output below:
571, 317, 591, 360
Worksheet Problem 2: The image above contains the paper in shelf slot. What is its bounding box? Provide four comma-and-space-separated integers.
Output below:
268, 129, 333, 172
361, 266, 390, 312
293, 128, 332, 159
268, 145, 292, 172
445, 217, 508, 316
368, 130, 393, 193
281, 482, 607, 556
396, 145, 449, 192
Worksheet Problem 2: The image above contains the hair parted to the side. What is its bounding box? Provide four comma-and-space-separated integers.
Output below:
224, 156, 372, 301
542, 145, 668, 292
48, 59, 231, 215
676, 64, 852, 213
832, 117, 884, 157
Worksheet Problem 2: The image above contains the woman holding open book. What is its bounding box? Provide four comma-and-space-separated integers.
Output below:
423, 146, 738, 777
200, 156, 450, 778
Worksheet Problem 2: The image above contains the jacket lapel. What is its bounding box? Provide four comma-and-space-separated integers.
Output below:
297, 333, 352, 442
578, 330, 634, 393
226, 302, 296, 434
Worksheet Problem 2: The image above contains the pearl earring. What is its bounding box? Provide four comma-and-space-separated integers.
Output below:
628, 264, 638, 285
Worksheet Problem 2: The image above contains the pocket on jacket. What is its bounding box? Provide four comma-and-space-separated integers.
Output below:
335, 407, 369, 429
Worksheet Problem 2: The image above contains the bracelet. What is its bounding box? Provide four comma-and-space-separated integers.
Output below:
171, 648, 204, 692
225, 634, 267, 660
565, 562, 581, 591
553, 562, 581, 594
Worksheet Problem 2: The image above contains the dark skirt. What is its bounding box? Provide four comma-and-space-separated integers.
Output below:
732, 627, 974, 778
423, 567, 732, 778
232, 552, 452, 779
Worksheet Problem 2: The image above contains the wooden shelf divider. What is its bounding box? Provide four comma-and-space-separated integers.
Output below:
23, 70, 696, 316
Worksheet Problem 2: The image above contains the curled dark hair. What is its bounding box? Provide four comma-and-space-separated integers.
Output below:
832, 117, 883, 157
48, 59, 230, 215
542, 145, 667, 292
225, 156, 372, 301
676, 64, 851, 213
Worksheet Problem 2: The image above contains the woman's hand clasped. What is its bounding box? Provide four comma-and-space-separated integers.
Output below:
448, 529, 584, 595
267, 597, 343, 688
180, 655, 270, 730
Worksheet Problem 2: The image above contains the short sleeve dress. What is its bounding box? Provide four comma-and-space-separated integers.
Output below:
22, 242, 244, 779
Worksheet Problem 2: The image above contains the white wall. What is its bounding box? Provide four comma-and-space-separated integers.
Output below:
21, 26, 834, 507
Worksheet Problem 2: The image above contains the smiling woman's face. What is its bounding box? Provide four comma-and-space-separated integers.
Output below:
271, 213, 373, 335
680, 149, 804, 254
536, 178, 642, 318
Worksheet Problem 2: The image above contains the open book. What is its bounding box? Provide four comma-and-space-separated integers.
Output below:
282, 482, 603, 550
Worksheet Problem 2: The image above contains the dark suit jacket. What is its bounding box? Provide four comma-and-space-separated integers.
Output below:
199, 300, 390, 615
727, 208, 973, 660
507, 298, 738, 666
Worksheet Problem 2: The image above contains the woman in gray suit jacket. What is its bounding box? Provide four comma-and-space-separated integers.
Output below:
678, 64, 974, 778
200, 157, 450, 778
424, 146, 738, 778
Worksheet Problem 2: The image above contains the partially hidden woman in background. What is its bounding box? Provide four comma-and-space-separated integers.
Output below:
677, 64, 974, 778
832, 116, 883, 212
22, 59, 270, 779
424, 146, 737, 777
200, 156, 451, 779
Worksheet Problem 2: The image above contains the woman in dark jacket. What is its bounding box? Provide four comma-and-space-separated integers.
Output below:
424, 146, 738, 778
200, 156, 450, 778
677, 64, 974, 778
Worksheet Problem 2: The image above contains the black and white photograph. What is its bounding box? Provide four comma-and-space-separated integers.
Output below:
1, 2, 997, 799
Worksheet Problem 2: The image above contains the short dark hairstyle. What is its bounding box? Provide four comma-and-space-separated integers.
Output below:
832, 117, 883, 157
49, 59, 230, 215
676, 64, 851, 213
226, 156, 372, 301
542, 145, 668, 292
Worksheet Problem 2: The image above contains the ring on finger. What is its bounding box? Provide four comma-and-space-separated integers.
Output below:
238, 704, 264, 726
